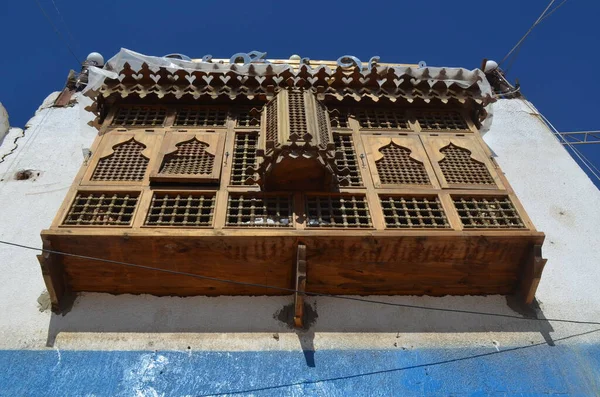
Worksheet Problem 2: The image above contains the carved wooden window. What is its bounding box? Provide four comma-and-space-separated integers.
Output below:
356, 108, 409, 130
315, 100, 331, 145
82, 134, 156, 185
144, 192, 216, 227
416, 111, 469, 131
328, 108, 349, 129
288, 90, 308, 140
226, 194, 293, 227
422, 136, 502, 189
439, 144, 494, 185
362, 135, 438, 188
380, 196, 449, 229
230, 132, 258, 185
265, 96, 278, 143
175, 107, 228, 127
62, 191, 139, 226
150, 132, 225, 183
91, 138, 149, 182
112, 106, 166, 127
334, 133, 362, 187
235, 106, 262, 127
453, 196, 525, 229
306, 194, 372, 228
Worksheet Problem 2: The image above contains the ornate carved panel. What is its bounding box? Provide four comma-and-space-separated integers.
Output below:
362, 135, 438, 188
453, 196, 525, 229
150, 132, 225, 183
422, 136, 503, 189
380, 196, 450, 229
251, 89, 347, 191
144, 191, 216, 227
91, 138, 149, 182
62, 191, 139, 226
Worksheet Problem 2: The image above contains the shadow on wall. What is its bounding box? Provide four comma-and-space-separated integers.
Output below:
45, 292, 555, 348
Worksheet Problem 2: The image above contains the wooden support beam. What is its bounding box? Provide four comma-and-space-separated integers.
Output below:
294, 244, 307, 328
37, 238, 69, 313
519, 244, 547, 305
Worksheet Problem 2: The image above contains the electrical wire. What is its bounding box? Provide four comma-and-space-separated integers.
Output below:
521, 98, 600, 183
1, 239, 598, 326
499, 0, 567, 69
33, 0, 81, 65
50, 0, 79, 50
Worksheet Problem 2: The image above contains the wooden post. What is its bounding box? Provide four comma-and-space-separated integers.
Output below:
37, 238, 68, 313
519, 244, 547, 305
294, 244, 307, 328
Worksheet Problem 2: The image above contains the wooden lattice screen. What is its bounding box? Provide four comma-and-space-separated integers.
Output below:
375, 143, 430, 185
91, 139, 149, 181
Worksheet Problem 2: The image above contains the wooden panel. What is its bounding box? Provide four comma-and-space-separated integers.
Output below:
421, 135, 505, 190
42, 232, 544, 301
150, 131, 225, 183
362, 135, 439, 188
81, 133, 159, 186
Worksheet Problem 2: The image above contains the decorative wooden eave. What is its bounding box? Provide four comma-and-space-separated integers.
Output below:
248, 89, 350, 190
82, 49, 495, 128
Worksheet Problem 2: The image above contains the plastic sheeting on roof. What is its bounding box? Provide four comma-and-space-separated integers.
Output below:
85, 48, 493, 105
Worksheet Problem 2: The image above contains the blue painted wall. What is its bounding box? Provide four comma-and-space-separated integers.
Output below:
1, 344, 599, 396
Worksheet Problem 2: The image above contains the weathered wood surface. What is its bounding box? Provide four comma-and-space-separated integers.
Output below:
41, 231, 544, 308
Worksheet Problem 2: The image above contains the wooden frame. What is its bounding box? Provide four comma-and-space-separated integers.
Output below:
421, 134, 505, 190
361, 134, 440, 189
41, 91, 546, 312
149, 131, 226, 183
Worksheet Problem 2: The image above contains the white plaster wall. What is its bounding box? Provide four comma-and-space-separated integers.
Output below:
0, 102, 9, 144
0, 96, 598, 352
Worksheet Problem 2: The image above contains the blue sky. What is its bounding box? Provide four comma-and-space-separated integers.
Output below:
1, 0, 599, 186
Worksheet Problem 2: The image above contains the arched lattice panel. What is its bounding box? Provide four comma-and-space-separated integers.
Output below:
151, 133, 224, 183
160, 138, 215, 175
439, 144, 495, 185
91, 138, 149, 182
375, 142, 430, 185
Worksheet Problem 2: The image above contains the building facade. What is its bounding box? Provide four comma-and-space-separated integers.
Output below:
0, 50, 598, 395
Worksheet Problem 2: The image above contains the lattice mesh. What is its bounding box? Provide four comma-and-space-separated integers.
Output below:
375, 143, 430, 185
380, 196, 449, 228
315, 101, 330, 145
175, 107, 227, 127
236, 106, 262, 127
92, 139, 149, 181
145, 192, 215, 227
306, 195, 372, 228
417, 111, 468, 131
265, 99, 278, 142
230, 132, 258, 185
159, 138, 215, 175
226, 195, 292, 227
356, 108, 409, 129
63, 192, 138, 226
453, 197, 525, 229
328, 108, 349, 128
334, 134, 362, 186
288, 90, 308, 138
112, 107, 166, 126
439, 144, 495, 185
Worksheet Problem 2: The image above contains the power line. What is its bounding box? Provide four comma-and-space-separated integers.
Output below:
33, 0, 81, 65
499, 0, 567, 69
0, 239, 598, 326
521, 98, 600, 184
50, 0, 79, 49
